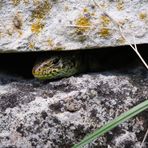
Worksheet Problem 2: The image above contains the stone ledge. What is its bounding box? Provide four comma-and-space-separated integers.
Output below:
0, 0, 147, 52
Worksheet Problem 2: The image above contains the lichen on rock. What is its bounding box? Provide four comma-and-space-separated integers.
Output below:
0, 0, 147, 52
0, 66, 147, 147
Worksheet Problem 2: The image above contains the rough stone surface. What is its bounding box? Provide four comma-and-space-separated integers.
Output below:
0, 0, 148, 52
0, 66, 147, 147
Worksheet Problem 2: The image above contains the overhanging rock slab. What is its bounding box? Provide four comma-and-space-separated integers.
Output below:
0, 0, 148, 52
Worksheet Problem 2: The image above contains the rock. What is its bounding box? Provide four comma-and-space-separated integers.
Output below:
0, 0, 148, 52
0, 0, 147, 147
0, 66, 147, 147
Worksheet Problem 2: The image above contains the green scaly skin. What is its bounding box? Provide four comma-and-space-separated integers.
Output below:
32, 49, 136, 80
32, 55, 84, 80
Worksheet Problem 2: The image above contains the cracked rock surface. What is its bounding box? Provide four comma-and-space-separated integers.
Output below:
0, 66, 147, 147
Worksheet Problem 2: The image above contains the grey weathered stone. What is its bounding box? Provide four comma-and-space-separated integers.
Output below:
0, 0, 148, 52
0, 66, 147, 147
0, 0, 148, 147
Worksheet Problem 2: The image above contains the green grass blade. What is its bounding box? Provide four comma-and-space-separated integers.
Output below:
73, 99, 148, 148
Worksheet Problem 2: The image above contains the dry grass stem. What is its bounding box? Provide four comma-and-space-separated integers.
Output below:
93, 0, 148, 69
140, 129, 148, 148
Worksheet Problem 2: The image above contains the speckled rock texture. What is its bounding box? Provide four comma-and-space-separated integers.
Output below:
0, 66, 147, 147
0, 0, 148, 52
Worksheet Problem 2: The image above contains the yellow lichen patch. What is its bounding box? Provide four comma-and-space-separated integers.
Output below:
11, 0, 31, 6
53, 46, 65, 51
29, 41, 35, 49
64, 5, 69, 11
0, 32, 2, 38
11, 0, 21, 6
100, 15, 110, 26
139, 12, 147, 20
117, 37, 125, 44
116, 1, 124, 11
91, 13, 96, 16
98, 14, 112, 38
7, 29, 13, 36
17, 30, 23, 37
83, 8, 89, 13
99, 28, 111, 38
52, 42, 65, 51
75, 16, 91, 32
33, 0, 40, 5
31, 0, 51, 20
47, 38, 54, 47
31, 20, 44, 34
100, 2, 108, 9
24, 0, 29, 5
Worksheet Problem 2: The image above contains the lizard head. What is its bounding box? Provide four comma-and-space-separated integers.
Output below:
32, 56, 80, 80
